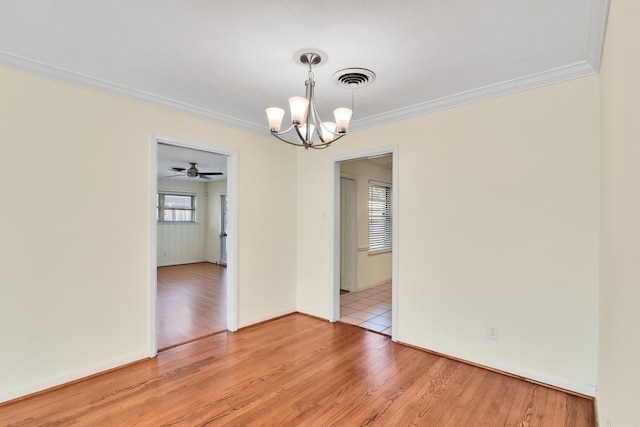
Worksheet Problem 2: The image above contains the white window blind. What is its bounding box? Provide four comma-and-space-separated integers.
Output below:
157, 192, 196, 222
368, 181, 392, 253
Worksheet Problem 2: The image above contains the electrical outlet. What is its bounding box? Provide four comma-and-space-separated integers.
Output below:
487, 324, 498, 340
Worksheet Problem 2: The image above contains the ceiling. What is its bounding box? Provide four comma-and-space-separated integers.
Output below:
0, 1, 608, 168
158, 143, 227, 182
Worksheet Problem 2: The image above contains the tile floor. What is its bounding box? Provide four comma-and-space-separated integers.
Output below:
339, 281, 392, 335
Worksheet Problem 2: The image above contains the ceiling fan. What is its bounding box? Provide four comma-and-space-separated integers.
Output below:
166, 162, 223, 180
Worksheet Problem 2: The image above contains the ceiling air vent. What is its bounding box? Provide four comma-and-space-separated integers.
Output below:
332, 68, 376, 89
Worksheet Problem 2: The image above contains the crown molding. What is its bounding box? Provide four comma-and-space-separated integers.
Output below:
350, 61, 598, 131
0, 0, 609, 136
0, 51, 265, 134
350, 0, 609, 131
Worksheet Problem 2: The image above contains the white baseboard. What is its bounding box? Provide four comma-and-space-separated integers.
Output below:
238, 307, 297, 329
0, 351, 149, 404
356, 278, 392, 292
157, 259, 209, 267
396, 335, 596, 397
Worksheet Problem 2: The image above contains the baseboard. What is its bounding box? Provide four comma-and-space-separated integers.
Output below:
0, 351, 149, 404
238, 307, 297, 329
397, 335, 596, 397
157, 260, 210, 267
356, 278, 392, 292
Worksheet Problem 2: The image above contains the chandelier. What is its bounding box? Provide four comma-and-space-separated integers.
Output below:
266, 50, 373, 150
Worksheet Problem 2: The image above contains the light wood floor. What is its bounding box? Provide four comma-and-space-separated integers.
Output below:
0, 314, 594, 426
157, 262, 226, 350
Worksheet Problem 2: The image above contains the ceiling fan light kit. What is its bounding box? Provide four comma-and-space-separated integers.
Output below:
266, 49, 375, 150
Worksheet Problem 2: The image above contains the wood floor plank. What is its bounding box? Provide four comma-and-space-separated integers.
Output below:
157, 262, 226, 350
0, 314, 595, 426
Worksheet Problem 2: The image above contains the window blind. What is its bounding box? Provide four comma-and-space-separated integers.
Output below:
368, 181, 392, 252
157, 192, 196, 222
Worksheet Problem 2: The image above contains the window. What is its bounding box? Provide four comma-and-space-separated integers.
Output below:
368, 181, 392, 253
157, 192, 196, 222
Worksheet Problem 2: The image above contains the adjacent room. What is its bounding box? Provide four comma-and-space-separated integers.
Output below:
155, 143, 229, 350
338, 155, 393, 335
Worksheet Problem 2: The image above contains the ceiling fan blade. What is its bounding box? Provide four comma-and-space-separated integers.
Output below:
164, 174, 187, 178
169, 167, 186, 172
199, 174, 213, 180
198, 172, 223, 175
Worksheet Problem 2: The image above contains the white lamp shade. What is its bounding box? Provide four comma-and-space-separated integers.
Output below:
289, 96, 310, 124
334, 108, 353, 133
266, 107, 285, 131
321, 121, 337, 142
298, 123, 315, 140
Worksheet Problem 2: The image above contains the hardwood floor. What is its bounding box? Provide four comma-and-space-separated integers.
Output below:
157, 262, 226, 350
0, 314, 594, 426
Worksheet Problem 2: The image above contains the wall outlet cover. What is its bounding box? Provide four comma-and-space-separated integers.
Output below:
487, 324, 498, 340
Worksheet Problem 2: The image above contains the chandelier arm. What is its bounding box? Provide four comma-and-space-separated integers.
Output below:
271, 132, 311, 148
307, 77, 348, 139
310, 133, 346, 149
270, 122, 345, 149
270, 122, 299, 136
307, 80, 329, 143
294, 124, 309, 145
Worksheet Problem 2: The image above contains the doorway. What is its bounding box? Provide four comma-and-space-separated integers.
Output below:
149, 135, 238, 357
331, 146, 398, 341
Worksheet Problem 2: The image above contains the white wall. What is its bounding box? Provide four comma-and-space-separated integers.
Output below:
157, 178, 208, 266
297, 76, 600, 395
341, 159, 392, 290
597, 0, 640, 425
0, 66, 297, 403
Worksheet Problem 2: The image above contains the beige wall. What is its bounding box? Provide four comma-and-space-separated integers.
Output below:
341, 159, 392, 290
297, 76, 600, 395
0, 66, 297, 402
157, 178, 208, 266
597, 0, 640, 425
156, 178, 228, 266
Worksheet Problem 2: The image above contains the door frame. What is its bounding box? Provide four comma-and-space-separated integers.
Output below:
330, 145, 399, 342
149, 133, 239, 357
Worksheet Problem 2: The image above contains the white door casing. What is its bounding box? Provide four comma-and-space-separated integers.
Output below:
330, 145, 398, 342
149, 134, 239, 357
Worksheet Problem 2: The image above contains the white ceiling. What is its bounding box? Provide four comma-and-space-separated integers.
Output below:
158, 143, 227, 182
0, 1, 609, 165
